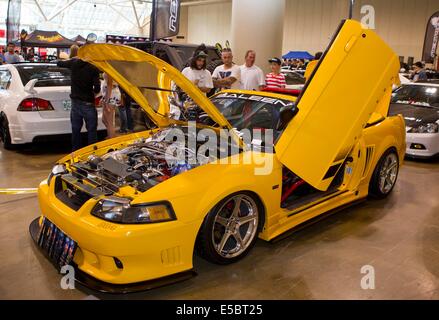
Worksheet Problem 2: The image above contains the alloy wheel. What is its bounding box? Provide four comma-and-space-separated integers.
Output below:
212, 194, 259, 259
378, 153, 398, 194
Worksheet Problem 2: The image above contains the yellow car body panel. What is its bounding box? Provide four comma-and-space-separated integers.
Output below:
275, 20, 400, 191
34, 20, 406, 287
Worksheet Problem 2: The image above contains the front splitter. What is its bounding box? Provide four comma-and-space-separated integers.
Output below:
29, 217, 197, 294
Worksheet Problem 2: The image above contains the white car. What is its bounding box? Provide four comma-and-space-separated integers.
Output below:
389, 81, 439, 159
0, 63, 105, 149
281, 69, 306, 90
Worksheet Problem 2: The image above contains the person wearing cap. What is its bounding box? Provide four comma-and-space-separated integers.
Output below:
412, 61, 428, 82
212, 48, 241, 91
183, 43, 207, 69
265, 57, 286, 89
181, 51, 213, 95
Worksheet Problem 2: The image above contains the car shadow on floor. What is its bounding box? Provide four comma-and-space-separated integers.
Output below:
405, 156, 439, 165
9, 133, 107, 156
14, 142, 72, 156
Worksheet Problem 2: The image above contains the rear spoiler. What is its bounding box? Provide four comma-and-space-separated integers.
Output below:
24, 79, 38, 94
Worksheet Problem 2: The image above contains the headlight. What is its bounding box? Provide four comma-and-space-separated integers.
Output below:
91, 197, 176, 224
47, 164, 68, 185
409, 123, 439, 134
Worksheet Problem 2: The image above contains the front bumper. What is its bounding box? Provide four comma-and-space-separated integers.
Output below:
29, 218, 196, 294
405, 132, 439, 159
32, 180, 200, 292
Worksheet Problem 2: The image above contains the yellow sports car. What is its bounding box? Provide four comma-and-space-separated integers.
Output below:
30, 20, 405, 293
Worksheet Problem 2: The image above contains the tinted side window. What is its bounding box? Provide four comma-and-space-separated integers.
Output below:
171, 46, 194, 63
155, 48, 172, 65
207, 48, 221, 62
0, 70, 12, 90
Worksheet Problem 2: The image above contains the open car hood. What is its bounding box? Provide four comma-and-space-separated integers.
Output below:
275, 20, 400, 191
77, 44, 233, 130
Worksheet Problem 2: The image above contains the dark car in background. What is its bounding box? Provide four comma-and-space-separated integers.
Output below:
389, 82, 439, 159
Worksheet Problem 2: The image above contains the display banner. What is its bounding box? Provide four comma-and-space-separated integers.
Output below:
150, 0, 181, 40
422, 11, 439, 63
6, 0, 22, 44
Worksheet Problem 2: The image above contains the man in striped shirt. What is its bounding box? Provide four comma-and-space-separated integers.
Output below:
265, 57, 286, 89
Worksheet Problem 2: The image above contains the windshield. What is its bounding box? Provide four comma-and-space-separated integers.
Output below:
211, 93, 296, 137
15, 65, 71, 87
391, 85, 439, 108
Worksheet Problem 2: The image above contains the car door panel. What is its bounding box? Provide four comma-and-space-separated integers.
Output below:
275, 19, 400, 191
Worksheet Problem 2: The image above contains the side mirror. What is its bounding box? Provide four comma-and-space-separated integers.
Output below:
276, 107, 299, 131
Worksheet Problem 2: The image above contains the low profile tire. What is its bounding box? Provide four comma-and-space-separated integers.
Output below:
369, 148, 399, 199
196, 192, 263, 265
0, 115, 14, 150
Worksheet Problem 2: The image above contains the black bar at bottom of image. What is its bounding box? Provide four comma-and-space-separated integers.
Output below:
1, 300, 439, 318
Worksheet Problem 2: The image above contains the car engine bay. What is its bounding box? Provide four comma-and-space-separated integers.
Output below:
69, 127, 220, 195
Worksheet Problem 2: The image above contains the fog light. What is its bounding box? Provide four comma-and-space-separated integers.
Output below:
410, 143, 426, 150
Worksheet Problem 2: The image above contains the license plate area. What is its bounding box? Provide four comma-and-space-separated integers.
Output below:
37, 217, 77, 270
63, 100, 72, 111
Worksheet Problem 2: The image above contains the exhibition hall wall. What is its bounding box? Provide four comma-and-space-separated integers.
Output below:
284, 0, 439, 62
186, 0, 439, 62
187, 1, 232, 47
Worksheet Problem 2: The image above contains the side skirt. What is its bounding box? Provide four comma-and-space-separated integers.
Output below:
270, 198, 367, 244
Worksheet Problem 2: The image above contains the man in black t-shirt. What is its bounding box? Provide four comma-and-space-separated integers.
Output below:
57, 57, 101, 151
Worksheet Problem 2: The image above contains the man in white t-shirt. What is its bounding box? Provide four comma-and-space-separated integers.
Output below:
181, 51, 214, 95
212, 48, 241, 91
240, 50, 265, 91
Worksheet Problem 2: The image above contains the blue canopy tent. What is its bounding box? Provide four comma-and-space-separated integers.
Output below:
282, 51, 314, 60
